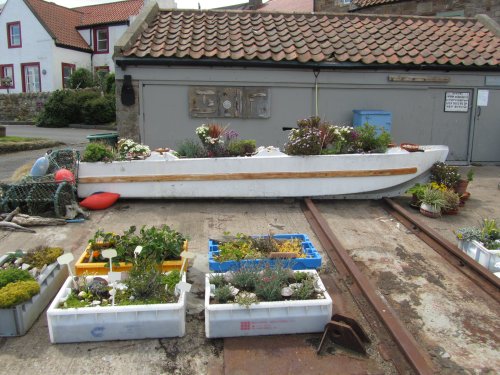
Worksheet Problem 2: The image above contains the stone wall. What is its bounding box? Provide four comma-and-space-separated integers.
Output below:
115, 79, 141, 142
315, 0, 500, 22
0, 92, 50, 122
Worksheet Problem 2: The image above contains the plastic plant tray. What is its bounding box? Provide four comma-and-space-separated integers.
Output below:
208, 234, 322, 272
47, 273, 186, 343
205, 269, 332, 338
0, 254, 69, 336
459, 240, 500, 273
74, 241, 188, 275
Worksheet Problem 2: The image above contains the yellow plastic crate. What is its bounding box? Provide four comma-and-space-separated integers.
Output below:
74, 241, 188, 275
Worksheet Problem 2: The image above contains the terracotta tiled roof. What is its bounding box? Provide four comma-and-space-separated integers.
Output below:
74, 0, 144, 27
22, 0, 143, 51
353, 0, 401, 8
260, 0, 313, 12
24, 0, 90, 51
122, 10, 500, 68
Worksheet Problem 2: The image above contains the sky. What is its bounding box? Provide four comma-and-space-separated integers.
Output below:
0, 1, 270, 10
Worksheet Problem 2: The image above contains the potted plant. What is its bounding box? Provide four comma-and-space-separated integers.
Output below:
430, 162, 461, 190
455, 219, 500, 272
75, 225, 187, 275
419, 187, 446, 218
209, 232, 322, 272
47, 256, 187, 343
0, 246, 68, 336
455, 168, 474, 196
442, 189, 461, 215
205, 264, 332, 338
406, 183, 427, 209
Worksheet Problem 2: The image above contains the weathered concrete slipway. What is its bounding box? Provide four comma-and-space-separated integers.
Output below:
0, 166, 499, 374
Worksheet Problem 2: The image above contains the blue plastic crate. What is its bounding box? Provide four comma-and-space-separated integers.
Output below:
352, 109, 392, 135
208, 234, 322, 272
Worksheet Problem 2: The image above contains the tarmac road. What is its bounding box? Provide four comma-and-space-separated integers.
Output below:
0, 125, 110, 182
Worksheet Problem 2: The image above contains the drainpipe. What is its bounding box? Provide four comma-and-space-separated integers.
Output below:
313, 69, 320, 116
90, 29, 94, 72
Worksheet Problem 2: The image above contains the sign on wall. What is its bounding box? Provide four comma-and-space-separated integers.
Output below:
189, 86, 270, 119
444, 92, 470, 112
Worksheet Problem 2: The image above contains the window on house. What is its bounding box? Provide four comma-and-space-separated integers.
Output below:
62, 63, 76, 89
7, 21, 22, 48
0, 64, 15, 89
341, 0, 352, 4
94, 66, 110, 77
21, 63, 41, 93
94, 27, 109, 53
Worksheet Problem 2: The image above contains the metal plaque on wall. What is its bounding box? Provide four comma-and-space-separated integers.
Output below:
189, 86, 270, 119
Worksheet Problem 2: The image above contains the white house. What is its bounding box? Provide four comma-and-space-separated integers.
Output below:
0, 0, 157, 93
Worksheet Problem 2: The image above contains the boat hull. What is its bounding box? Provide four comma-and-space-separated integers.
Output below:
77, 146, 449, 199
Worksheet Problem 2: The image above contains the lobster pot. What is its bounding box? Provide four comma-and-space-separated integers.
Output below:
0, 181, 76, 218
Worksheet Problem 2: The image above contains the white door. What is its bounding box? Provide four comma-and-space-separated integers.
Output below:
23, 64, 41, 92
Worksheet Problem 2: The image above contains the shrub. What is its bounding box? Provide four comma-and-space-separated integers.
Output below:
227, 139, 256, 156
284, 126, 322, 155
36, 90, 73, 128
82, 95, 116, 124
430, 162, 461, 188
105, 73, 115, 95
354, 123, 392, 153
36, 89, 100, 127
0, 268, 33, 289
175, 139, 207, 158
0, 280, 40, 308
82, 142, 115, 162
69, 68, 94, 89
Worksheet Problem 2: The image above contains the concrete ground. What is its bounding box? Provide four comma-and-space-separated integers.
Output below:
0, 153, 499, 373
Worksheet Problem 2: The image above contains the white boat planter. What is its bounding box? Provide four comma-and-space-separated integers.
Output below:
458, 240, 500, 274
47, 273, 187, 343
77, 145, 449, 199
205, 270, 332, 338
0, 254, 68, 336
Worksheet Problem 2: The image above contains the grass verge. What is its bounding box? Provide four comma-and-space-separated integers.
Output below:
0, 136, 64, 154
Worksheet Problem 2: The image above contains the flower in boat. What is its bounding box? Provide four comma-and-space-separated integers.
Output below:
117, 139, 151, 160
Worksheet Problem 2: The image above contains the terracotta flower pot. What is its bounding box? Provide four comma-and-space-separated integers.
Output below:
442, 207, 459, 215
454, 179, 468, 195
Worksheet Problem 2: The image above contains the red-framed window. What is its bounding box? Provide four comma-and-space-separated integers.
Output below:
7, 21, 22, 48
21, 62, 41, 93
94, 65, 110, 77
0, 64, 15, 89
61, 63, 75, 89
93, 27, 109, 53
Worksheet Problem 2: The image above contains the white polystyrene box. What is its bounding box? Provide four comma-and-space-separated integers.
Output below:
47, 274, 186, 343
205, 270, 332, 338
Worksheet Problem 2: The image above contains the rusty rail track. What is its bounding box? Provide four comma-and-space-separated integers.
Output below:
302, 198, 434, 375
383, 198, 500, 303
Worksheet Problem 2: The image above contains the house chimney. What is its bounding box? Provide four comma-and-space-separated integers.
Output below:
249, 0, 263, 10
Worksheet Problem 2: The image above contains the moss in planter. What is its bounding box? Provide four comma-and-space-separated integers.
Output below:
22, 246, 64, 269
0, 280, 40, 308
0, 268, 33, 289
